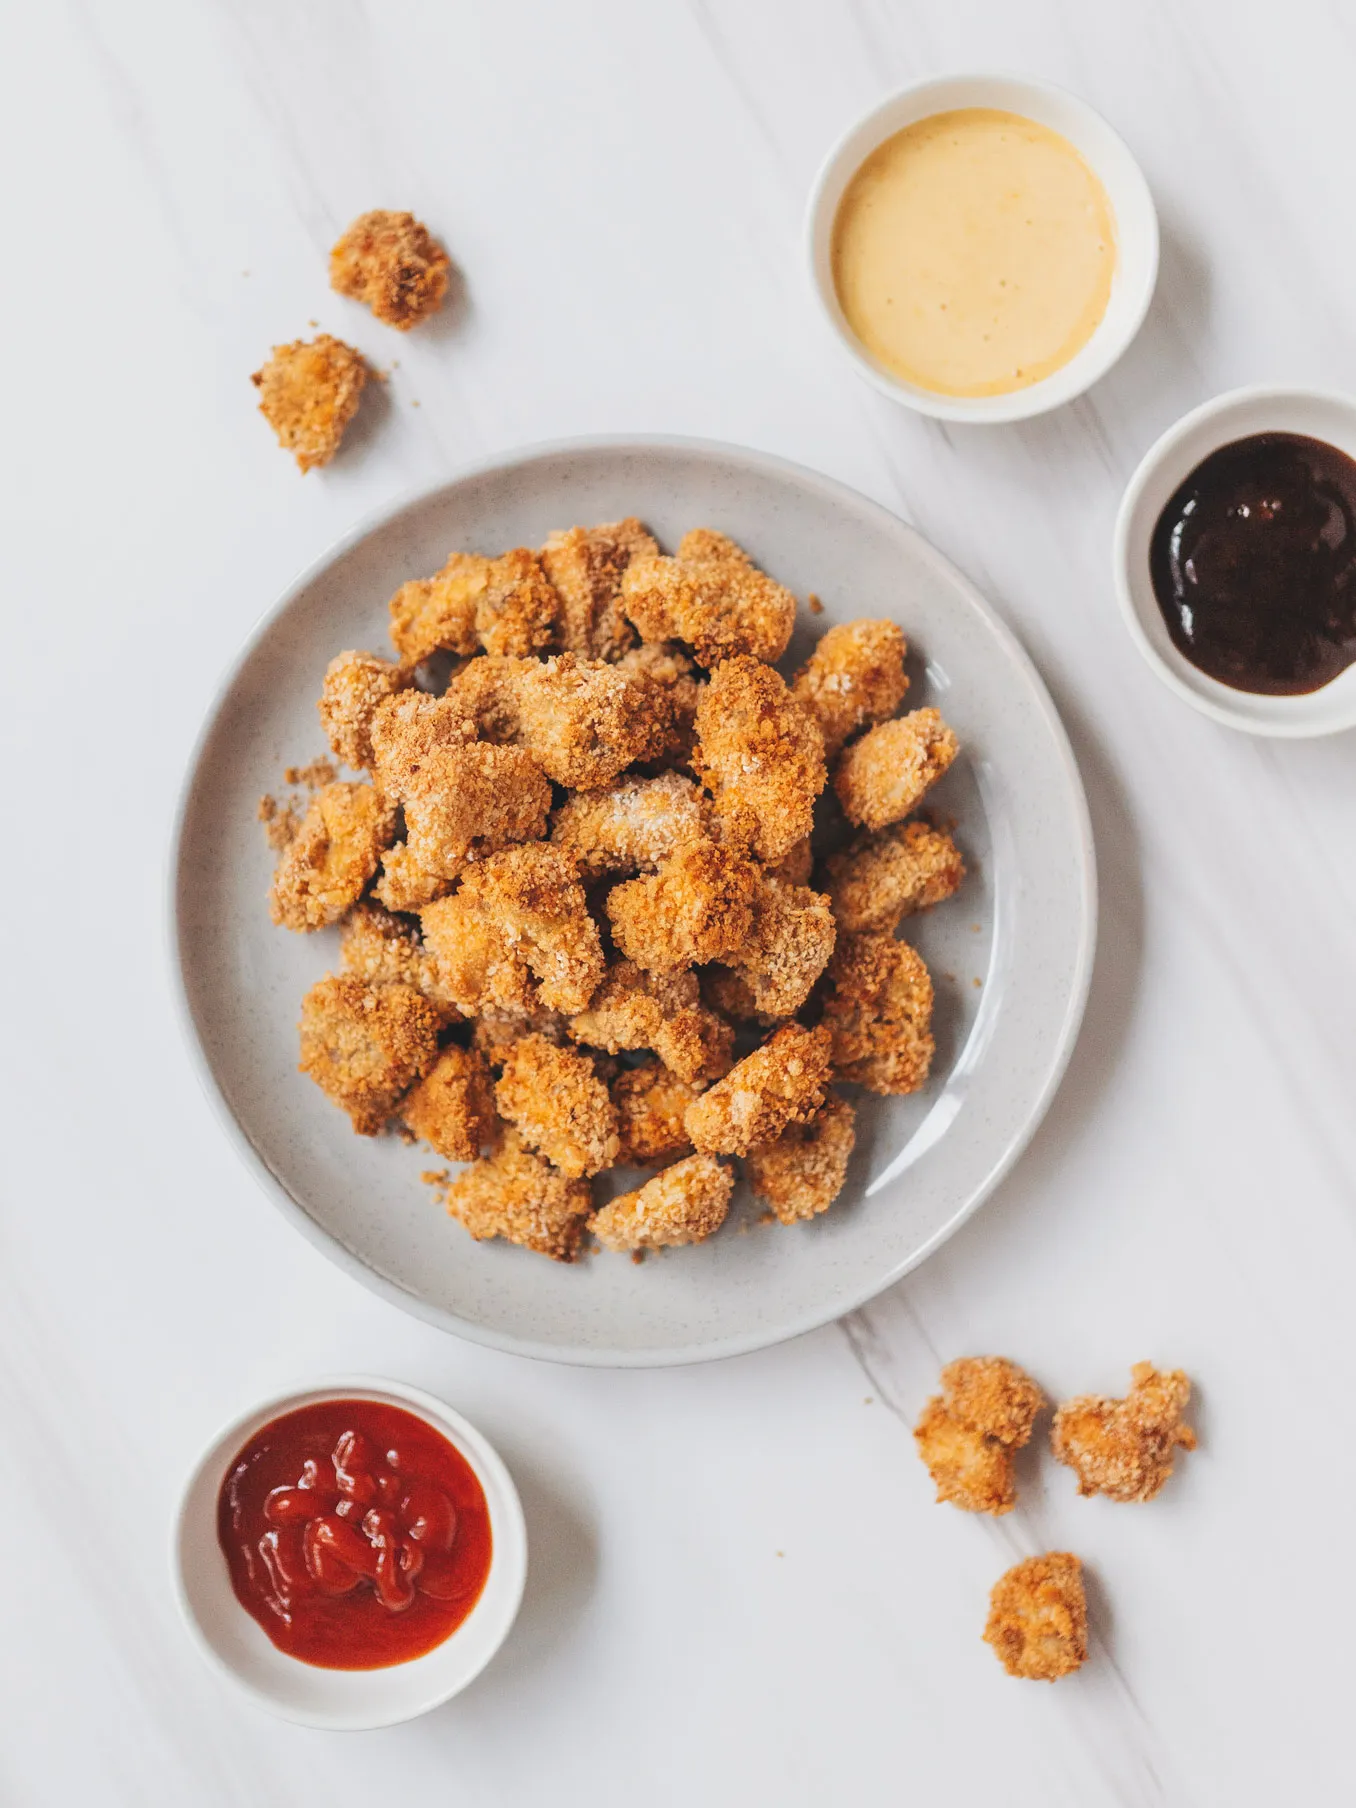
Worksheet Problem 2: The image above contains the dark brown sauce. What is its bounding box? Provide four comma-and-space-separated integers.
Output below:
1148, 431, 1356, 694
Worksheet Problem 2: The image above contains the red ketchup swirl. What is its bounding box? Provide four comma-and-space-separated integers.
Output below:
217, 1399, 492, 1670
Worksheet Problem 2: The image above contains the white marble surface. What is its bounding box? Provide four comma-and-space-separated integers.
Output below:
3, 1, 1355, 1801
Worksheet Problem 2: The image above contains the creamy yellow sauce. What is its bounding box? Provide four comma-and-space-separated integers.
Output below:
831, 108, 1117, 398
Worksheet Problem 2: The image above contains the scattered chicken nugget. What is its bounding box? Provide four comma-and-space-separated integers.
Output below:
252, 334, 368, 472
329, 209, 451, 329
984, 1554, 1088, 1681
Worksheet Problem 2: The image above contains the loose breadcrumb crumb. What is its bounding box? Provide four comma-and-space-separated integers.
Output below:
258, 794, 303, 851
833, 709, 959, 830
284, 758, 338, 790
443, 1127, 592, 1261
252, 335, 368, 473
401, 1045, 497, 1161
684, 1023, 832, 1157
298, 974, 441, 1135
269, 782, 396, 931
1051, 1363, 1196, 1503
590, 1153, 734, 1250
329, 210, 451, 329
746, 1090, 856, 1223
984, 1554, 1088, 1681
495, 1034, 620, 1177
791, 618, 909, 758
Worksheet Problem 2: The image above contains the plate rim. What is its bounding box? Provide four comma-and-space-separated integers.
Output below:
167, 433, 1097, 1368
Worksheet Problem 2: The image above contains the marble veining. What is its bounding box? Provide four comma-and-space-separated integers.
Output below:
3, 1, 1355, 1802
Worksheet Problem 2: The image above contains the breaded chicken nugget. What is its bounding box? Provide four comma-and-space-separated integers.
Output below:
684, 1023, 832, 1157
1051, 1364, 1196, 1503
721, 875, 836, 1017
387, 553, 487, 666
329, 210, 451, 329
984, 1554, 1088, 1681
833, 708, 959, 830
298, 974, 440, 1135
765, 837, 813, 885
620, 546, 796, 667
472, 1006, 570, 1067
460, 844, 604, 1014
443, 1127, 592, 1262
746, 1090, 856, 1223
474, 549, 561, 657
400, 744, 552, 882
269, 782, 396, 931
495, 1034, 620, 1178
913, 1398, 1019, 1515
613, 642, 704, 767
675, 528, 751, 565
251, 335, 367, 473
590, 1153, 734, 1251
419, 892, 537, 1017
340, 900, 457, 1018
401, 1045, 496, 1161
318, 651, 414, 771
373, 843, 454, 913
368, 690, 476, 800
611, 1059, 702, 1166
693, 657, 826, 864
821, 931, 935, 1095
824, 820, 965, 934
514, 653, 669, 789
550, 772, 711, 879
606, 839, 758, 975
699, 965, 778, 1027
914, 1356, 1044, 1515
442, 654, 529, 742
539, 518, 658, 660
569, 960, 734, 1084
791, 619, 910, 758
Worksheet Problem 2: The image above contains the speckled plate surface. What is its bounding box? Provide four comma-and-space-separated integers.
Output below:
171, 438, 1094, 1366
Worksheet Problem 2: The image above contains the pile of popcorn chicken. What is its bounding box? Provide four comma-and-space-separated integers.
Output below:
267, 519, 966, 1259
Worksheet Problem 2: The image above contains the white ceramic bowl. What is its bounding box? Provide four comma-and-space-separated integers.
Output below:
1113, 385, 1356, 737
173, 1377, 527, 1728
805, 75, 1159, 423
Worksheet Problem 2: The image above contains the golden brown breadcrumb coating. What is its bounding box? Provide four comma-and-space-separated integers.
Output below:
613, 642, 703, 767
442, 654, 528, 742
569, 960, 734, 1084
472, 1006, 569, 1067
824, 820, 965, 934
611, 1059, 702, 1166
620, 542, 796, 667
317, 651, 413, 771
914, 1356, 1044, 1515
368, 690, 475, 800
1051, 1363, 1196, 1503
746, 1090, 856, 1223
675, 528, 750, 565
722, 875, 836, 1017
821, 931, 935, 1095
424, 842, 603, 1019
684, 1023, 832, 1157
339, 900, 457, 1018
984, 1554, 1088, 1681
692, 657, 826, 864
443, 1127, 591, 1262
513, 653, 669, 789
606, 839, 758, 975
373, 843, 453, 913
474, 549, 561, 657
401, 1045, 496, 1161
298, 974, 441, 1135
833, 708, 960, 831
539, 518, 657, 660
251, 335, 368, 473
329, 210, 451, 329
550, 772, 710, 879
699, 965, 778, 1026
494, 1033, 620, 1177
387, 554, 487, 666
399, 744, 552, 883
765, 837, 813, 885
590, 1153, 734, 1251
791, 619, 910, 758
269, 782, 396, 931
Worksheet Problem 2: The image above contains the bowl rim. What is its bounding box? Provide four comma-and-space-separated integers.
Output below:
171, 1374, 528, 1729
803, 72, 1160, 424
1111, 383, 1356, 737
166, 432, 1096, 1368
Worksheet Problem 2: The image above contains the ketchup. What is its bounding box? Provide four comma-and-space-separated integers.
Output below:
217, 1399, 492, 1670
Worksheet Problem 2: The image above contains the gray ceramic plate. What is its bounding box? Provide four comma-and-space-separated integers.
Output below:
171, 438, 1094, 1367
